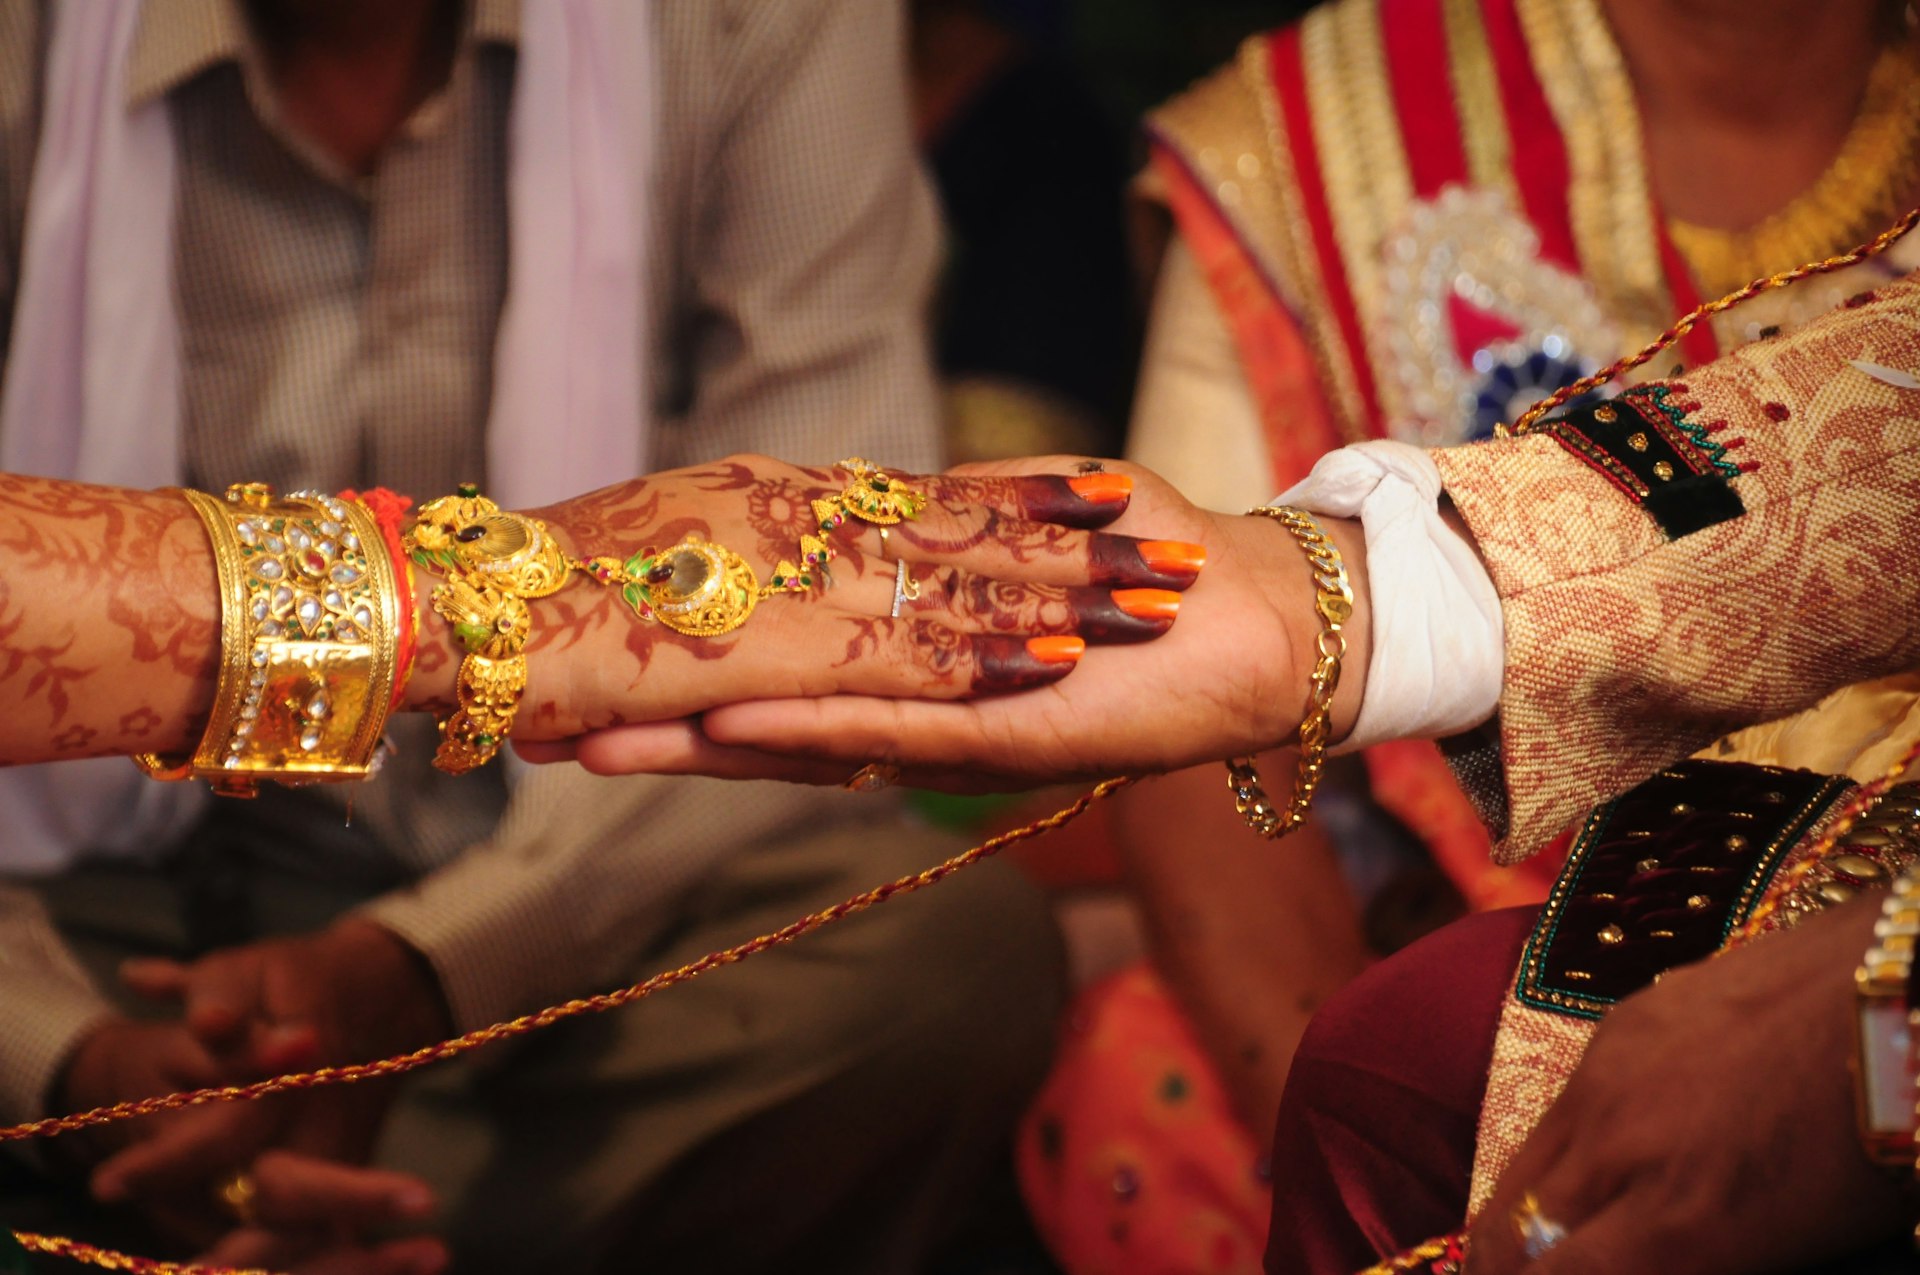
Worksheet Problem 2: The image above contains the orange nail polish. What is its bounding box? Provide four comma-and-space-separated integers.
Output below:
1111, 588, 1181, 622
1067, 473, 1134, 504
1026, 636, 1086, 664
1138, 541, 1208, 575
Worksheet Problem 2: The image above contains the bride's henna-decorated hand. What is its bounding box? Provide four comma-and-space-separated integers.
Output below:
455, 456, 1197, 737
0, 474, 222, 764
0, 457, 1194, 766
543, 457, 1371, 789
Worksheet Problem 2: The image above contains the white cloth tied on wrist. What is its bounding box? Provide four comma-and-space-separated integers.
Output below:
1276, 441, 1504, 752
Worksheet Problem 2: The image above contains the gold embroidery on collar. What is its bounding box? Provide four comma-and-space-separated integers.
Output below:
1239, 37, 1372, 442
1440, 0, 1514, 199
1515, 0, 1671, 349
1300, 0, 1415, 421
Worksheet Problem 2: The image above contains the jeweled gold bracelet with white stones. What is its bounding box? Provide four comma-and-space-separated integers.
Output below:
135, 484, 400, 796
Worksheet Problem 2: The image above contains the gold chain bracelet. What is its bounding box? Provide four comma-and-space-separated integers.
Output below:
1225, 506, 1352, 839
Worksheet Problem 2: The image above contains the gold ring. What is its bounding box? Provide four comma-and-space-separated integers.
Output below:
844, 763, 900, 793
1510, 1190, 1567, 1260
215, 1169, 260, 1227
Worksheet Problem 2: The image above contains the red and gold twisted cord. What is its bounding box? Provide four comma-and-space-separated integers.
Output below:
2, 780, 1136, 1275
0, 777, 1134, 1149
1356, 1232, 1468, 1273
11, 1234, 271, 1275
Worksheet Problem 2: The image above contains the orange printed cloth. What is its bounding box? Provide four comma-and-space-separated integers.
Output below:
1017, 967, 1272, 1275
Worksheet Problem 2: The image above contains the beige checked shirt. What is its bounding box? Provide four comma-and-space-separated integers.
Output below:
0, 0, 942, 1120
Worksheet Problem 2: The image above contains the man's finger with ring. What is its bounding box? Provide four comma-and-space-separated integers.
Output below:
92, 1103, 276, 1204
844, 762, 900, 792
215, 1169, 258, 1227
1511, 1190, 1569, 1260
1462, 1109, 1587, 1273
1510, 1199, 1645, 1275
1469, 1170, 1610, 1272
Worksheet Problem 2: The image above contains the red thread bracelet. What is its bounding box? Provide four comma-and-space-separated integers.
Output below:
340, 488, 418, 711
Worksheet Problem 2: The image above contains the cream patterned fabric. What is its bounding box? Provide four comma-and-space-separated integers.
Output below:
1434, 272, 1920, 863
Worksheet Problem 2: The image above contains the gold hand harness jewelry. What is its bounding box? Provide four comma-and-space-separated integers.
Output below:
768, 458, 929, 591
406, 474, 930, 774
406, 490, 744, 774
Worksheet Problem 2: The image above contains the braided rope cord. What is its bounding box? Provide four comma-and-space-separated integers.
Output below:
19, 204, 1920, 1275
1354, 1233, 1467, 1273
1, 777, 1135, 1147
9, 1233, 272, 1275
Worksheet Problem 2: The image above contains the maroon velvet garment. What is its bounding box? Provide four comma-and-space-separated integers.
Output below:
1263, 907, 1536, 1275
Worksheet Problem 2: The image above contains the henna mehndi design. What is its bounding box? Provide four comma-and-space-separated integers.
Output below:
0, 480, 214, 759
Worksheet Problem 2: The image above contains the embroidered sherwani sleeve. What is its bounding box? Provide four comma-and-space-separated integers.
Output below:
1432, 273, 1920, 861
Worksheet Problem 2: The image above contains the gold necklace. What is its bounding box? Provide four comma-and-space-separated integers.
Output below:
1669, 41, 1920, 297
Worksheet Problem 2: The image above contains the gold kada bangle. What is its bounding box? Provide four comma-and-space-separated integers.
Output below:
134, 484, 401, 796
1225, 506, 1352, 839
